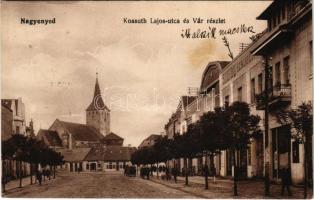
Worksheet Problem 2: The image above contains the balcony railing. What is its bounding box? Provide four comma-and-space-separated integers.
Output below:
255, 84, 292, 110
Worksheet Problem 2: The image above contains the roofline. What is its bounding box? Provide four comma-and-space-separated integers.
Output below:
256, 1, 276, 20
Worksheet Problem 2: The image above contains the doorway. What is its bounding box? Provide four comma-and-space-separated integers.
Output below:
90, 163, 96, 171
271, 125, 291, 180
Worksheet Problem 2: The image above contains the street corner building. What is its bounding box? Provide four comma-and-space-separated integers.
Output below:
36, 75, 136, 172
164, 0, 312, 185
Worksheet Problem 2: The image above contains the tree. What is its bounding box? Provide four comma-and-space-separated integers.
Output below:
223, 101, 262, 196
152, 136, 173, 178
275, 102, 313, 198
198, 109, 230, 189
172, 125, 200, 186
1, 134, 64, 192
5, 134, 29, 188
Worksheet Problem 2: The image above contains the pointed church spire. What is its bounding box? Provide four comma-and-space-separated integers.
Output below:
94, 72, 101, 98
86, 73, 107, 111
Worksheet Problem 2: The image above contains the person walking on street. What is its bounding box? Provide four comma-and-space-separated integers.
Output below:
146, 167, 150, 180
172, 167, 177, 183
36, 168, 42, 186
281, 167, 292, 196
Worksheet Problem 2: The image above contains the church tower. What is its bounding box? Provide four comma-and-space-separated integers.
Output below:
86, 73, 110, 136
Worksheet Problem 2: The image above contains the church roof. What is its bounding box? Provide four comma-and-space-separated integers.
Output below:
103, 132, 124, 141
54, 119, 105, 142
86, 74, 109, 111
37, 129, 63, 147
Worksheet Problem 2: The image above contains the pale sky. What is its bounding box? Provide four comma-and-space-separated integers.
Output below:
2, 1, 271, 146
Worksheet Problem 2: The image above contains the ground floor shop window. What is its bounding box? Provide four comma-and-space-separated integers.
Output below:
271, 125, 291, 179
109, 162, 112, 169
292, 141, 300, 163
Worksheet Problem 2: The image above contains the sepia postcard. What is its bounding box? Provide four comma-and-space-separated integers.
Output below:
1, 0, 313, 199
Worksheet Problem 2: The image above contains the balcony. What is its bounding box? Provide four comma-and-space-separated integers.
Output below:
255, 84, 292, 110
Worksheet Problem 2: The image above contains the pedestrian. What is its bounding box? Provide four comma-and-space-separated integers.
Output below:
172, 167, 177, 183
165, 167, 170, 181
146, 167, 150, 180
280, 167, 292, 196
36, 168, 42, 185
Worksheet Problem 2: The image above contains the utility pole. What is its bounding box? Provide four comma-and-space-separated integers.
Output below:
264, 56, 271, 196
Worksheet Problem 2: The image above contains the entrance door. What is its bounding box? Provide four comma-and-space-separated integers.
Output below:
256, 137, 264, 178
272, 125, 291, 180
226, 150, 232, 176
90, 163, 96, 171
116, 162, 119, 171
237, 149, 247, 179
70, 163, 73, 172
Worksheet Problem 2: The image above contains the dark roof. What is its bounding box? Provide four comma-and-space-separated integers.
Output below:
56, 120, 105, 142
1, 103, 12, 112
37, 129, 63, 147
103, 146, 137, 161
84, 147, 105, 161
86, 76, 109, 111
83, 146, 137, 161
2, 99, 13, 109
181, 96, 197, 108
200, 61, 229, 93
256, 0, 284, 20
103, 132, 124, 141
58, 148, 91, 162
138, 134, 161, 148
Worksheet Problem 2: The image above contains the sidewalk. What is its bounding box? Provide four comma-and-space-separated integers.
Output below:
3, 173, 58, 194
149, 175, 313, 199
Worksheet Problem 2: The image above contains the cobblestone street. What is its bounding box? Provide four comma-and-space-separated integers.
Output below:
3, 170, 197, 198
4, 169, 313, 198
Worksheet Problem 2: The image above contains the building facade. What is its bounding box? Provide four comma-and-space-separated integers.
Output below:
2, 98, 26, 135
252, 0, 312, 184
163, 0, 312, 185
165, 61, 229, 176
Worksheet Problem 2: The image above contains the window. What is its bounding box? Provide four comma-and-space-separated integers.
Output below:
275, 62, 281, 86
86, 164, 89, 170
258, 73, 263, 94
98, 163, 101, 168
310, 41, 313, 78
268, 20, 272, 31
250, 78, 256, 103
265, 130, 269, 148
277, 11, 281, 25
109, 162, 112, 169
224, 95, 230, 107
273, 16, 277, 28
283, 56, 290, 85
282, 4, 286, 20
248, 145, 252, 165
292, 141, 300, 163
237, 87, 242, 102
16, 126, 20, 134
